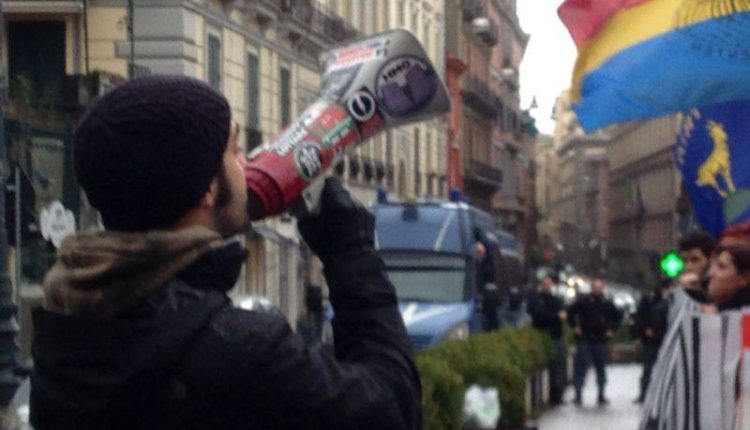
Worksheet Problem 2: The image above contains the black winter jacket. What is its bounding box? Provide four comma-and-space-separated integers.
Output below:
633, 293, 669, 346
567, 293, 622, 343
528, 291, 564, 339
31, 241, 421, 430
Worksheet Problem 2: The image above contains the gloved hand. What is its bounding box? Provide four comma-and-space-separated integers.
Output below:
297, 177, 375, 258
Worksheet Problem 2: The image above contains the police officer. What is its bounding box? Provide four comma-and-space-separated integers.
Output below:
528, 275, 567, 405
633, 279, 672, 403
568, 278, 622, 405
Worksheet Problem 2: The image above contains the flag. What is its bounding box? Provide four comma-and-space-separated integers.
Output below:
675, 100, 750, 237
559, 0, 750, 131
640, 289, 748, 430
558, 0, 651, 49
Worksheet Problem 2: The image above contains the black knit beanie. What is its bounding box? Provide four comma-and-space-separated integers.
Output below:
74, 75, 231, 231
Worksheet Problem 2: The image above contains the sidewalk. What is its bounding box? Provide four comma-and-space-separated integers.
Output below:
538, 363, 643, 430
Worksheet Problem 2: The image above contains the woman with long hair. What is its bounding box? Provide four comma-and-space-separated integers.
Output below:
707, 245, 750, 311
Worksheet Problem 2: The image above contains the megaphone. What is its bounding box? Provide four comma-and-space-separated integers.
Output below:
245, 29, 451, 220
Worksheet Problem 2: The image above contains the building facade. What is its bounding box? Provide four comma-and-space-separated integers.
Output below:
556, 134, 610, 274
548, 90, 687, 286
443, 0, 532, 257
485, 0, 532, 252
535, 134, 559, 244
607, 115, 684, 288
445, 0, 500, 212
550, 91, 611, 274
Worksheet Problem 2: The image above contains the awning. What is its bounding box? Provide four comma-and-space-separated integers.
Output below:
4, 1, 83, 14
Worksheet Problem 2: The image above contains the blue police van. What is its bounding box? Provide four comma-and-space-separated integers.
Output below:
372, 194, 514, 349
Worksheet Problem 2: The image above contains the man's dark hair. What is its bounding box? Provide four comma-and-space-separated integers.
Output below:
678, 230, 715, 257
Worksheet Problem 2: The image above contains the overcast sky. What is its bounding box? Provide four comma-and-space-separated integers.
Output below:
516, 0, 577, 135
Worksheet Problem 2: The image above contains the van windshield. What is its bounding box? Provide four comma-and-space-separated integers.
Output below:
374, 205, 469, 254
381, 254, 467, 303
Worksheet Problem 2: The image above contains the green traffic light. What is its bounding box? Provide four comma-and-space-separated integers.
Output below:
660, 252, 684, 278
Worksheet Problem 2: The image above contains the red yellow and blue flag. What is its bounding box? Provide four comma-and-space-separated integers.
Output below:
559, 0, 750, 131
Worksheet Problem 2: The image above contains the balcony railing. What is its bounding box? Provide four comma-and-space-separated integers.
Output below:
239, 0, 358, 44
480, 21, 498, 46
462, 74, 498, 117
465, 160, 503, 188
237, 0, 281, 26
471, 17, 498, 47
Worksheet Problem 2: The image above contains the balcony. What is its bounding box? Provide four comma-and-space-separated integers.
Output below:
322, 14, 358, 42
236, 0, 281, 27
237, 0, 357, 45
465, 160, 503, 189
471, 17, 498, 47
278, 0, 358, 48
461, 74, 498, 118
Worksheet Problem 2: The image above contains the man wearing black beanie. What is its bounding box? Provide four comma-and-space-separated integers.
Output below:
29, 75, 421, 430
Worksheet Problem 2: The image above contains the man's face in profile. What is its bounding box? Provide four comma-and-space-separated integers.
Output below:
680, 247, 710, 277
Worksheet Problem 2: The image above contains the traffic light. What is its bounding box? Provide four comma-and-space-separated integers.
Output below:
660, 252, 685, 278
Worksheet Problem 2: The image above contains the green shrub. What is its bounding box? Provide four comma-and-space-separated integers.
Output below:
415, 354, 464, 430
416, 327, 554, 430
611, 321, 635, 345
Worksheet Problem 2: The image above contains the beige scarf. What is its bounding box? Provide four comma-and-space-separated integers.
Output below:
43, 226, 224, 318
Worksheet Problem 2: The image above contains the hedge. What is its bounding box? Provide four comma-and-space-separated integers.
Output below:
416, 327, 554, 430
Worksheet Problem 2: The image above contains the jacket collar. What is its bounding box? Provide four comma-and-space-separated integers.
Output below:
176, 239, 248, 294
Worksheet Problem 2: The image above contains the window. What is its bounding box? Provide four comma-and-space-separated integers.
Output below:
351, 1, 363, 30
280, 66, 291, 127
386, 132, 394, 186
423, 21, 431, 54
247, 53, 260, 129
426, 129, 434, 196
426, 130, 432, 174
414, 128, 421, 195
207, 33, 221, 90
370, 1, 379, 32
8, 21, 65, 103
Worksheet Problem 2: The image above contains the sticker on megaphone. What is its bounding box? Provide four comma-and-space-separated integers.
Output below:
322, 29, 450, 130
245, 29, 451, 220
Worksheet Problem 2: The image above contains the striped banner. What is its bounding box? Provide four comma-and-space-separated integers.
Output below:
640, 290, 749, 430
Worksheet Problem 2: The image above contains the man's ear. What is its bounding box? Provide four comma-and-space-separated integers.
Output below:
199, 177, 220, 209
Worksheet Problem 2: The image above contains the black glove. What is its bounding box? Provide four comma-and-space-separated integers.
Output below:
297, 177, 375, 258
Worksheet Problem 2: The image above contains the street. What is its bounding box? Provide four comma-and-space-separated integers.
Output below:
538, 364, 643, 430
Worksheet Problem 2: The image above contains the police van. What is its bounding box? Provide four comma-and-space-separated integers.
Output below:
372, 192, 515, 349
